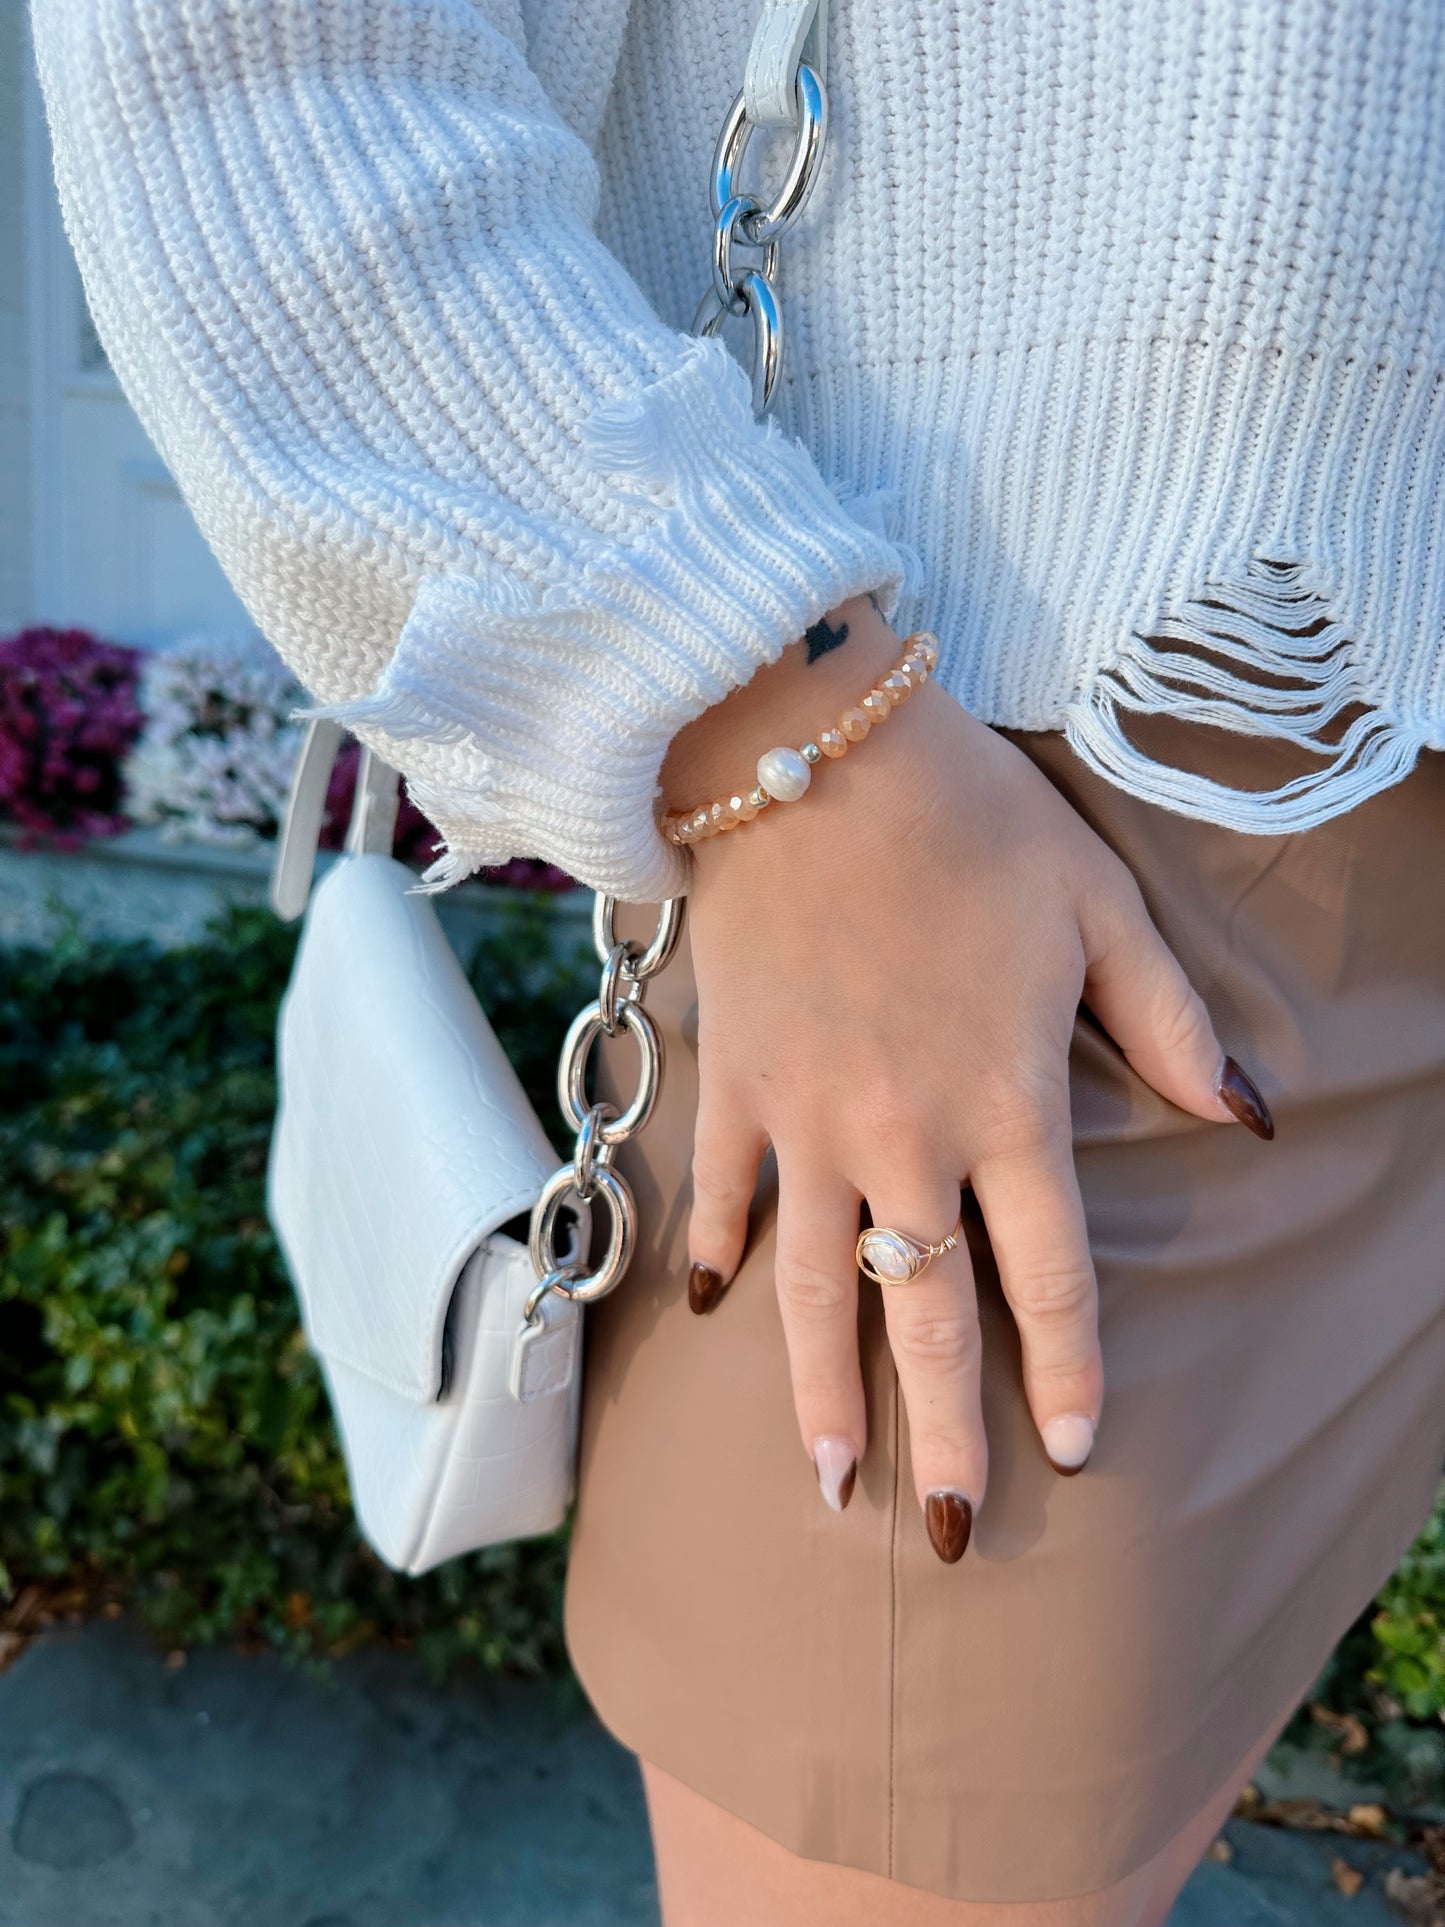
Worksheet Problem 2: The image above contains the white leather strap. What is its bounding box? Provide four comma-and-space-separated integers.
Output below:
271, 720, 403, 921
509, 1289, 581, 1402
271, 718, 344, 922
345, 747, 401, 857
744, 0, 827, 126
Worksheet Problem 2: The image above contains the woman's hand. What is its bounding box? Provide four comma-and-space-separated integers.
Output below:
662, 598, 1272, 1561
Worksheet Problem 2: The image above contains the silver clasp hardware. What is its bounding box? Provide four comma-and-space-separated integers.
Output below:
690, 2, 829, 414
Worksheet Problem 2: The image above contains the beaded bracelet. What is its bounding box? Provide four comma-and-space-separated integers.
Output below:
661, 632, 940, 847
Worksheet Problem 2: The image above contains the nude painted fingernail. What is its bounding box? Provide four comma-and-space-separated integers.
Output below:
812, 1437, 857, 1513
688, 1262, 727, 1314
1215, 1056, 1275, 1140
924, 1489, 973, 1563
1042, 1412, 1095, 1475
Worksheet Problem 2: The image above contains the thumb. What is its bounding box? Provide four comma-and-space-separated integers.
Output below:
1079, 877, 1274, 1140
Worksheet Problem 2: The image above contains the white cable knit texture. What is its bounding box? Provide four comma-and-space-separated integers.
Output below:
31, 0, 1445, 898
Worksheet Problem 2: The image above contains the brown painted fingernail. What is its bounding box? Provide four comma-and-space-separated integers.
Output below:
688, 1262, 727, 1314
1215, 1056, 1275, 1140
924, 1489, 973, 1563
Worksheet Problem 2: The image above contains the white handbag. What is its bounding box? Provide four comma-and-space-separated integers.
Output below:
264, 0, 830, 1574
266, 720, 680, 1573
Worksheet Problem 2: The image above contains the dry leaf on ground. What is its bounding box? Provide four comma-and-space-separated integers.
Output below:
1311, 1702, 1372, 1757
1330, 1855, 1365, 1897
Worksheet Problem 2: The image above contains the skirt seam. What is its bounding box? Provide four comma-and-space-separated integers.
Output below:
887, 1371, 901, 1881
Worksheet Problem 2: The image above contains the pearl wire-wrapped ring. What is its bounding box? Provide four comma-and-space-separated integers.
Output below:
856, 1215, 963, 1287
661, 632, 940, 847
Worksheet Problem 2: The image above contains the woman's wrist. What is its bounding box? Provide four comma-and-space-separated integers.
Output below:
660, 594, 903, 817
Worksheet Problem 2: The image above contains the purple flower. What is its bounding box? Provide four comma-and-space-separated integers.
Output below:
319, 740, 442, 869
0, 627, 144, 843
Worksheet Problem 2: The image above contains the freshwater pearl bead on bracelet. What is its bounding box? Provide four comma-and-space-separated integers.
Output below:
661, 632, 939, 847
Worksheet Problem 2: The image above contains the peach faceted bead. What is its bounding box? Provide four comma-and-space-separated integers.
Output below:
839, 708, 871, 742
861, 688, 892, 724
881, 670, 912, 704
730, 792, 759, 822
819, 727, 848, 757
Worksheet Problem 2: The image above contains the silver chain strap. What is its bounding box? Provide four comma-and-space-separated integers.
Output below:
523, 896, 684, 1322
523, 29, 832, 1323
691, 58, 830, 417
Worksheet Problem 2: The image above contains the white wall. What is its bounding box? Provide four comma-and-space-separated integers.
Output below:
5, 5, 251, 648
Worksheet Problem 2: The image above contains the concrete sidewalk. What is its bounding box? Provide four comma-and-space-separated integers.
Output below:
0, 1622, 1424, 1925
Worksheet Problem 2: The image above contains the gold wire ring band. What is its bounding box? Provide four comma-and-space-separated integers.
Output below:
856, 1216, 963, 1287
661, 631, 940, 847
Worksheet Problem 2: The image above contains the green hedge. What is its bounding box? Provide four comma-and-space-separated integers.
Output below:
0, 902, 592, 1677
2, 905, 1444, 1781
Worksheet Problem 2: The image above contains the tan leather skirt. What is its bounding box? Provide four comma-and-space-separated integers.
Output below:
563, 719, 1445, 1905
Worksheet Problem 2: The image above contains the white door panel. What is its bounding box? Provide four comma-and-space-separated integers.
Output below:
26, 56, 252, 648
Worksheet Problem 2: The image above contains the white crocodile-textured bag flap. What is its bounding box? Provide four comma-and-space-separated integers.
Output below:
267, 832, 583, 1574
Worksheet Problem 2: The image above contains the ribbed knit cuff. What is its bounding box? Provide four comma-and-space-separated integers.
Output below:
314, 342, 905, 901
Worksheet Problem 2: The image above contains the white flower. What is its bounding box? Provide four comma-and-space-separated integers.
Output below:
122, 634, 306, 847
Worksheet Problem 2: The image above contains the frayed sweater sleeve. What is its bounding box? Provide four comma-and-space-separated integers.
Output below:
31, 0, 904, 900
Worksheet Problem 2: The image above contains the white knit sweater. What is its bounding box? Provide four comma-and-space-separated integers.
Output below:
32, 0, 1445, 900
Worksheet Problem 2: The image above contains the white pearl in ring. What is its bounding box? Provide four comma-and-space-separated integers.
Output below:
756, 745, 812, 802
858, 1230, 918, 1283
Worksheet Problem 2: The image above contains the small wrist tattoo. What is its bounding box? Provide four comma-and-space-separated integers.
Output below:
804, 615, 849, 665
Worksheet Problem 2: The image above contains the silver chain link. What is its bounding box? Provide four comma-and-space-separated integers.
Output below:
523, 897, 684, 1326
524, 35, 830, 1326
691, 59, 830, 416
